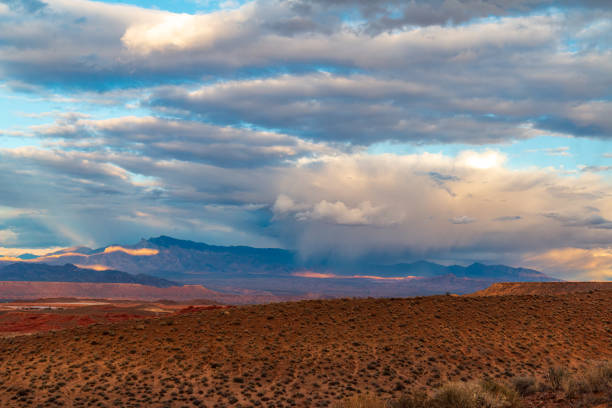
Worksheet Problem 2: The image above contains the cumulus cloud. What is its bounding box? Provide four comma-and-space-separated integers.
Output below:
150, 69, 611, 144
524, 247, 612, 281
3, 124, 612, 277
1, 0, 611, 281
268, 151, 612, 261
0, 0, 609, 144
276, 198, 398, 226
32, 115, 334, 167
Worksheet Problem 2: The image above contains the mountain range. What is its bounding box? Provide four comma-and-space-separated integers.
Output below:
0, 236, 559, 301
0, 263, 178, 288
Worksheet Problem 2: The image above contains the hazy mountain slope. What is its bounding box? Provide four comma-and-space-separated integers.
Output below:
28, 236, 559, 297
0, 263, 179, 288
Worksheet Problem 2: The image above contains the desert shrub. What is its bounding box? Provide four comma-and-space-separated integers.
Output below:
333, 394, 387, 408
565, 361, 612, 397
581, 361, 612, 393
431, 382, 475, 408
510, 376, 537, 396
477, 379, 522, 408
390, 391, 429, 408
546, 366, 569, 391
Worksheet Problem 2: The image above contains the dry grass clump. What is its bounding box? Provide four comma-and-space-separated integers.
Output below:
546, 366, 569, 391
338, 361, 612, 408
336, 378, 521, 408
509, 376, 536, 396
562, 361, 612, 398
430, 379, 521, 408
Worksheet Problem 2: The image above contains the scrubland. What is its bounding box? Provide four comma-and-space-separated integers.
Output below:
0, 290, 609, 407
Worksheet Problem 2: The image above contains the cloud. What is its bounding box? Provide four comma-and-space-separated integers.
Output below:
292, 271, 420, 280
545, 146, 571, 156
542, 212, 612, 229
0, 0, 611, 282
103, 246, 159, 256
149, 71, 584, 144
295, 0, 612, 32
1, 0, 47, 13
120, 4, 256, 55
2, 129, 612, 277
32, 115, 333, 167
581, 165, 612, 172
524, 247, 612, 281
0, 229, 18, 245
494, 216, 522, 222
450, 216, 476, 225
269, 151, 612, 260
0, 1, 609, 144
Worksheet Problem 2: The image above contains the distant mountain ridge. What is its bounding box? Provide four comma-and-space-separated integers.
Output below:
1, 236, 560, 299
0, 263, 179, 288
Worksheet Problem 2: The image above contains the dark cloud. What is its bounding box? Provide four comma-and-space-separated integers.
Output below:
149, 65, 612, 144
0, 0, 608, 147
543, 212, 612, 229
35, 116, 332, 168
494, 216, 522, 222
294, 0, 612, 32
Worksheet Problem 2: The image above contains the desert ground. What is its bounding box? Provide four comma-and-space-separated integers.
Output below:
0, 299, 229, 338
0, 285, 609, 407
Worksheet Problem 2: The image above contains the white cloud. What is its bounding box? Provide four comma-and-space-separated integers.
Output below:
457, 150, 506, 169
121, 4, 256, 54
524, 247, 612, 281
0, 229, 18, 245
272, 151, 612, 260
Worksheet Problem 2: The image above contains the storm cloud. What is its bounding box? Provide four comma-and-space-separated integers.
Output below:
0, 0, 611, 280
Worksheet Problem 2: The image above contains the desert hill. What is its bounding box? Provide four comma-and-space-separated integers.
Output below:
0, 291, 609, 407
471, 281, 612, 296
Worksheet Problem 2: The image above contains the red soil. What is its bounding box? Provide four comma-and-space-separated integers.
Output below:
0, 281, 218, 301
0, 301, 227, 336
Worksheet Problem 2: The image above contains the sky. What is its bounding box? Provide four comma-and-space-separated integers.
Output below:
0, 0, 611, 280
